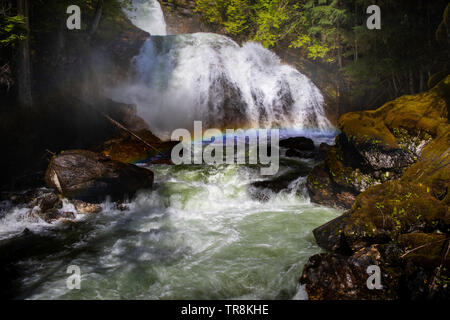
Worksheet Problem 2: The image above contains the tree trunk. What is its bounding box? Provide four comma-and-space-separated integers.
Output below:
16, 0, 32, 108
336, 79, 340, 116
90, 0, 103, 35
392, 72, 399, 97
337, 20, 343, 68
419, 70, 425, 92
354, 2, 358, 62
57, 17, 66, 56
408, 68, 415, 94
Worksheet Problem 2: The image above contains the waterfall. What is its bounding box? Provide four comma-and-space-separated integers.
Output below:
115, 0, 334, 138
122, 0, 167, 35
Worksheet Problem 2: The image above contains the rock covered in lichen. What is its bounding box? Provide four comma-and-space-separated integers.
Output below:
306, 75, 449, 210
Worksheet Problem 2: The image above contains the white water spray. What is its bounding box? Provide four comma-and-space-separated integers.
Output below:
122, 0, 167, 35
115, 1, 333, 138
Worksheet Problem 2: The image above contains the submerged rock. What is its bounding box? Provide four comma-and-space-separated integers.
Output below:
26, 191, 74, 223
248, 164, 311, 201
38, 193, 62, 212
45, 150, 154, 202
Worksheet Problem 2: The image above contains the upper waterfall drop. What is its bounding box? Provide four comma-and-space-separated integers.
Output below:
123, 0, 167, 35
116, 0, 334, 139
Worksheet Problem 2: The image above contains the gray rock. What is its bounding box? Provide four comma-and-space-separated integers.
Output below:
45, 150, 153, 202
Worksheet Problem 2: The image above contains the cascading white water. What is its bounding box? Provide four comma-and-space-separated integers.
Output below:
2, 163, 340, 300
122, 0, 167, 35
112, 0, 334, 139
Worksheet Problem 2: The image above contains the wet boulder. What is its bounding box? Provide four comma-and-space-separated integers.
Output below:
279, 137, 315, 151
300, 246, 401, 300
306, 163, 358, 210
102, 129, 178, 165
285, 149, 316, 159
306, 76, 449, 210
301, 76, 450, 300
249, 165, 311, 201
27, 191, 74, 223
72, 200, 102, 214
45, 150, 154, 202
313, 213, 351, 254
38, 192, 62, 212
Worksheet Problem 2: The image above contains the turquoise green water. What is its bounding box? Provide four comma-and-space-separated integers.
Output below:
13, 160, 340, 300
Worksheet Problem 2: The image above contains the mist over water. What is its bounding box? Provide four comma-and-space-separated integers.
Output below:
0, 0, 341, 300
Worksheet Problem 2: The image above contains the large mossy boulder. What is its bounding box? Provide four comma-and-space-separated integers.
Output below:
307, 75, 450, 210
45, 150, 154, 202
334, 181, 448, 251
301, 75, 450, 300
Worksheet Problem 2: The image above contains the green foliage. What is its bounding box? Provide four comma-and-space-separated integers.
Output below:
223, 0, 252, 35
194, 0, 229, 25
252, 0, 289, 47
0, 15, 27, 47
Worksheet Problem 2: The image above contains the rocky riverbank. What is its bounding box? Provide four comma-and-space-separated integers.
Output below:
301, 75, 450, 300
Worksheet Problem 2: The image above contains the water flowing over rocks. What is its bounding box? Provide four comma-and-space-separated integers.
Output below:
28, 192, 67, 223
45, 150, 154, 202
301, 76, 450, 300
109, 31, 334, 138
